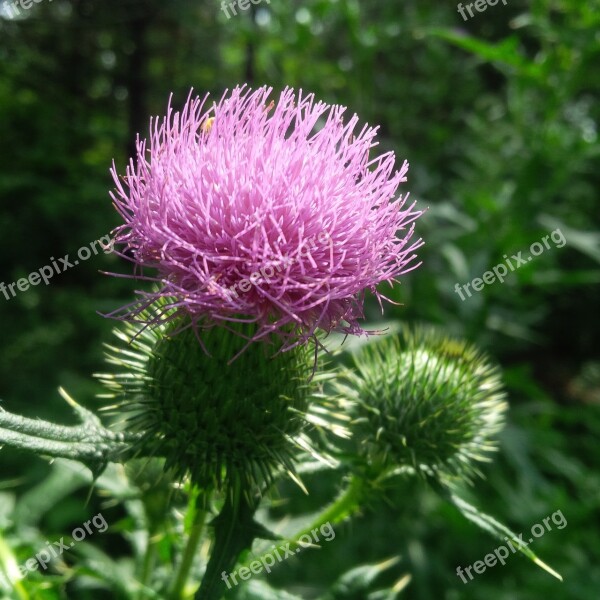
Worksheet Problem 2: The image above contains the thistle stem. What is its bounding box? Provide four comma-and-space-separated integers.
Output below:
138, 534, 159, 597
243, 474, 364, 568
170, 493, 209, 600
0, 427, 117, 462
196, 479, 262, 600
0, 410, 100, 442
0, 390, 144, 473
294, 475, 363, 538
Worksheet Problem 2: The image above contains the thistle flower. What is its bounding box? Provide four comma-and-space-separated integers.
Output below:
333, 326, 508, 483
108, 85, 423, 348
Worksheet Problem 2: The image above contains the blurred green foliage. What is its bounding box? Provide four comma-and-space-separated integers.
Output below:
0, 0, 599, 598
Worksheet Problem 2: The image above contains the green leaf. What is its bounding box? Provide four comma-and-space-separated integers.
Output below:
538, 215, 600, 264
75, 543, 160, 598
425, 28, 543, 79
319, 557, 408, 600
12, 460, 89, 527
449, 493, 562, 581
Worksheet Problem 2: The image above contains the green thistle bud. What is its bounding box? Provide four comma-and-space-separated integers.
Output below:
97, 314, 315, 490
333, 326, 508, 482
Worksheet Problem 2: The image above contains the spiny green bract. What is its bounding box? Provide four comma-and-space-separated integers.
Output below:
334, 326, 508, 482
97, 316, 315, 490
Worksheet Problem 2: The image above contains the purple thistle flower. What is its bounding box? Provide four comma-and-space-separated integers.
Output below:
108, 85, 423, 349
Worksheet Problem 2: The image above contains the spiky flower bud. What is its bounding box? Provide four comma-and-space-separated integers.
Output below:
333, 327, 508, 482
97, 313, 315, 490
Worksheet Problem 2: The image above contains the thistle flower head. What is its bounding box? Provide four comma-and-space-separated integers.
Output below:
109, 85, 423, 348
97, 308, 321, 489
333, 326, 508, 483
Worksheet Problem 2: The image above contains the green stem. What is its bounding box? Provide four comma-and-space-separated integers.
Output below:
170, 495, 209, 600
138, 534, 159, 598
0, 410, 102, 442
196, 479, 262, 600
0, 390, 144, 474
294, 475, 363, 538
243, 474, 364, 568
0, 427, 124, 462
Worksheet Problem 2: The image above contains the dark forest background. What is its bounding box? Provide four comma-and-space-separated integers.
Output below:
0, 0, 599, 598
